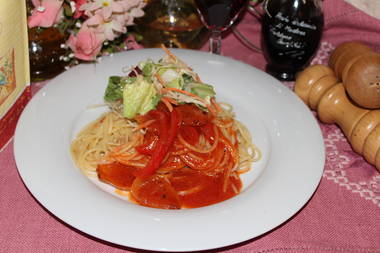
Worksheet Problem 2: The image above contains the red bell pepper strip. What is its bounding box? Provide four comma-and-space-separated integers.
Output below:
165, 108, 182, 150
134, 107, 182, 177
135, 130, 158, 155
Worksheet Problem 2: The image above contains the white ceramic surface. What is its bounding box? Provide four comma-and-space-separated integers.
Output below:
14, 49, 325, 252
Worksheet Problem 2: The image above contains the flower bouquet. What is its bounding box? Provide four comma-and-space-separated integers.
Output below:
27, 0, 146, 63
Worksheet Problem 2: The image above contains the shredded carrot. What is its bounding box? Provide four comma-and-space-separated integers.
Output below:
154, 73, 165, 85
161, 96, 174, 112
214, 118, 234, 130
161, 44, 177, 60
162, 87, 200, 99
134, 119, 156, 131
161, 87, 216, 115
211, 97, 222, 113
163, 96, 178, 105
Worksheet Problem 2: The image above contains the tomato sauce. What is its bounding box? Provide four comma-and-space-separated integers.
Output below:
98, 162, 242, 209
168, 168, 242, 208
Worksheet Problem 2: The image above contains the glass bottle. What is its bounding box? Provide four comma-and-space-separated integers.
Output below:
134, 0, 209, 49
28, 27, 68, 81
26, 0, 68, 81
261, 0, 324, 81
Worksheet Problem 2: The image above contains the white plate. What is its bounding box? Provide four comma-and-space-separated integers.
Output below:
14, 49, 325, 252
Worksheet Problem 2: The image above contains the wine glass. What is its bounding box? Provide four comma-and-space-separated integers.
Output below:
194, 0, 248, 54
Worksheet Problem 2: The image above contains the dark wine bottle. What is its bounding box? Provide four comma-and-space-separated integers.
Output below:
261, 0, 324, 81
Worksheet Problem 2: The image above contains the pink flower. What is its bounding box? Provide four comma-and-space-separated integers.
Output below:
73, 0, 87, 19
124, 35, 143, 50
28, 0, 64, 28
80, 0, 125, 18
120, 0, 145, 10
121, 0, 146, 25
67, 26, 105, 61
123, 7, 145, 25
86, 12, 127, 41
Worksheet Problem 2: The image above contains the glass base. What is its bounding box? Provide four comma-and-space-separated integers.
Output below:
265, 65, 296, 82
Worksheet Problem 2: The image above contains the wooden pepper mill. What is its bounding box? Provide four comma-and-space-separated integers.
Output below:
295, 64, 380, 172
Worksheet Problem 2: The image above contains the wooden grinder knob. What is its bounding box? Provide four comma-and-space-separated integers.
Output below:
295, 65, 380, 172
329, 41, 380, 109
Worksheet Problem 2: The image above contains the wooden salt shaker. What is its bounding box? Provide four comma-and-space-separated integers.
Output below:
295, 65, 380, 172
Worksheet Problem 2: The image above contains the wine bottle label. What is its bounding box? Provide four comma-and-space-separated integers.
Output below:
0, 0, 30, 151
269, 12, 318, 52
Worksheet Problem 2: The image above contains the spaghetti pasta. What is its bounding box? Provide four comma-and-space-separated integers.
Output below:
70, 49, 261, 209
70, 111, 142, 176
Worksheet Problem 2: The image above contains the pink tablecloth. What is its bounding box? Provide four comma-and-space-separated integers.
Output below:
1, 0, 379, 252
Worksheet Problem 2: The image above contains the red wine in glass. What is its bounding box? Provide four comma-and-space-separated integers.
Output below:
194, 0, 248, 54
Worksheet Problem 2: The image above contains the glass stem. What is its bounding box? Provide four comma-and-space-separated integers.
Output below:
209, 29, 222, 54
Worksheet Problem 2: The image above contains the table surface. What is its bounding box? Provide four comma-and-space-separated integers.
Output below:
1, 1, 380, 252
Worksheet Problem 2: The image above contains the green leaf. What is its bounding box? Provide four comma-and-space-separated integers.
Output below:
123, 78, 159, 119
104, 76, 136, 102
182, 73, 195, 84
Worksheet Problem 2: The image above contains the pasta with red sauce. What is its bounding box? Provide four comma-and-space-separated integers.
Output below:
71, 48, 260, 209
